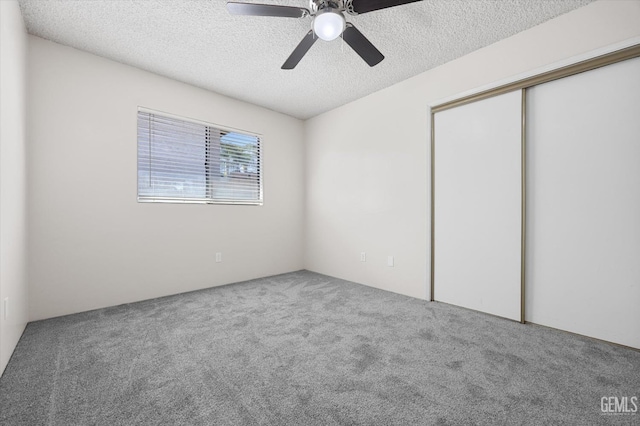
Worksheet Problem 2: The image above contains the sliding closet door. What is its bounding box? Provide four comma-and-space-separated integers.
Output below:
433, 90, 522, 321
527, 57, 640, 349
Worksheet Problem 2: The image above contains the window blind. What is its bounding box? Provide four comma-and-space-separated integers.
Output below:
137, 110, 262, 205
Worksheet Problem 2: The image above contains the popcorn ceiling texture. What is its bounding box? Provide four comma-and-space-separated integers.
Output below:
18, 0, 594, 119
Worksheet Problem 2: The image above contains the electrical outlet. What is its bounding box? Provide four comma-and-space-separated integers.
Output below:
387, 256, 394, 267
215, 252, 222, 263
3, 298, 8, 320
360, 252, 366, 262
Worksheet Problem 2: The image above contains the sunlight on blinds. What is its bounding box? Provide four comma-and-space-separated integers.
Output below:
137, 110, 262, 205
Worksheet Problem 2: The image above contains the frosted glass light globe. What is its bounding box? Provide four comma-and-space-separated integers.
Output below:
313, 10, 345, 41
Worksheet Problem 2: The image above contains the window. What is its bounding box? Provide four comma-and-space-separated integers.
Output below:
137, 109, 262, 205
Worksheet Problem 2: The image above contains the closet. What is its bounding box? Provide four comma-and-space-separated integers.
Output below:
431, 45, 640, 349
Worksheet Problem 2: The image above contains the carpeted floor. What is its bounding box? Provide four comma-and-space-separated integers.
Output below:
0, 270, 638, 425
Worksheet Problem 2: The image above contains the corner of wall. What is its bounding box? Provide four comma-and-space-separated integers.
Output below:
26, 35, 307, 320
0, 0, 30, 376
301, 0, 640, 302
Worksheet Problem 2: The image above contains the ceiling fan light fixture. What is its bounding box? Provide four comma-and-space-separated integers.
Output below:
313, 9, 345, 41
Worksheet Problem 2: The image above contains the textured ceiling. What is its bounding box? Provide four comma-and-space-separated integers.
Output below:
18, 0, 594, 119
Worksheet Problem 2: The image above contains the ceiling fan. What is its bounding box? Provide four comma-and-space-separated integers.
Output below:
226, 0, 422, 69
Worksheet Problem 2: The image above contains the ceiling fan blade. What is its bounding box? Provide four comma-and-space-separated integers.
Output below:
349, 0, 422, 15
226, 2, 309, 18
341, 24, 384, 67
282, 30, 317, 70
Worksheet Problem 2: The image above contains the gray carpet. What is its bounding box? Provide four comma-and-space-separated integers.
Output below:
1, 270, 638, 425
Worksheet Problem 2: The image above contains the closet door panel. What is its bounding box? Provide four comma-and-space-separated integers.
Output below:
434, 90, 522, 321
526, 56, 640, 348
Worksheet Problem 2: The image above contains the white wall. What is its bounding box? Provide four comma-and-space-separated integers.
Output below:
0, 0, 29, 375
28, 36, 305, 321
304, 0, 640, 300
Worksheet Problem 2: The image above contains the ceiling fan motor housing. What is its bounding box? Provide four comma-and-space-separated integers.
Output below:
311, 1, 353, 15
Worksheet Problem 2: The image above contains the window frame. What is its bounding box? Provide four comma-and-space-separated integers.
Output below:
136, 107, 263, 206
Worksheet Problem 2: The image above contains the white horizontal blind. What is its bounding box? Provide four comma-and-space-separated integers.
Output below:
137, 110, 262, 204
